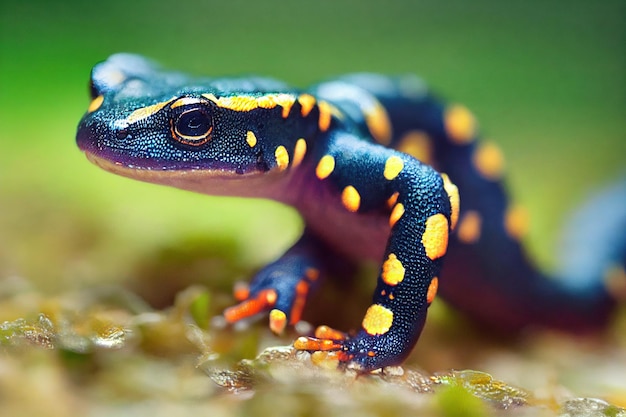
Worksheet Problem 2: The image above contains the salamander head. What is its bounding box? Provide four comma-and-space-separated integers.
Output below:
76, 54, 300, 194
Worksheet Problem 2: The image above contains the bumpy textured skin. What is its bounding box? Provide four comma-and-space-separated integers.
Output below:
77, 54, 625, 371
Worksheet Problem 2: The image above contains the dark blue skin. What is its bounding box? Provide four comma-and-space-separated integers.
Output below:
77, 54, 625, 371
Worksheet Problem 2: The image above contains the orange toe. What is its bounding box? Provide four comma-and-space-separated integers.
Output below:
269, 308, 288, 334
294, 336, 343, 351
314, 325, 348, 340
223, 289, 277, 323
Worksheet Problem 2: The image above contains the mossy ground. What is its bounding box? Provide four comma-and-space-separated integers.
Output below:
1, 248, 625, 416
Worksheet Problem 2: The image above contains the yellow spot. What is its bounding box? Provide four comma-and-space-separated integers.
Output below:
246, 131, 257, 147
255, 95, 275, 108
219, 95, 259, 111
365, 101, 392, 145
397, 130, 433, 165
292, 138, 307, 168
281, 101, 294, 118
248, 94, 273, 110
383, 156, 404, 180
275, 145, 289, 171
271, 94, 295, 110
257, 93, 296, 118
422, 213, 449, 260
389, 203, 405, 228
87, 95, 104, 113
171, 96, 205, 108
457, 210, 482, 244
201, 93, 218, 102
362, 304, 394, 336
444, 104, 477, 144
126, 99, 173, 123
298, 94, 316, 117
381, 254, 405, 286
427, 277, 439, 304
341, 186, 361, 212
386, 191, 400, 209
504, 204, 529, 240
473, 141, 505, 181
202, 93, 296, 114
269, 309, 287, 334
315, 155, 335, 180
318, 101, 333, 132
440, 173, 460, 230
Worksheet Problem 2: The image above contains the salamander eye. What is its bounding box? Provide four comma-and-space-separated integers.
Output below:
172, 107, 213, 146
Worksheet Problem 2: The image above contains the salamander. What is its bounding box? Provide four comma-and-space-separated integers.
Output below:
76, 54, 626, 372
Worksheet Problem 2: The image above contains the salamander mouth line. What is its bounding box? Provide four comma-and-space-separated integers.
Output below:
84, 151, 260, 181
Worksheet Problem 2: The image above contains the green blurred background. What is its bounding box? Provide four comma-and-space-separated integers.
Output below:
1, 0, 624, 293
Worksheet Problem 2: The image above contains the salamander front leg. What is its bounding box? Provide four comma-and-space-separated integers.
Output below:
295, 154, 456, 371
223, 231, 327, 334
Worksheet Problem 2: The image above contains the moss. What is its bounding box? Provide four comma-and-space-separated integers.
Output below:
434, 385, 489, 417
0, 286, 625, 417
432, 370, 530, 408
